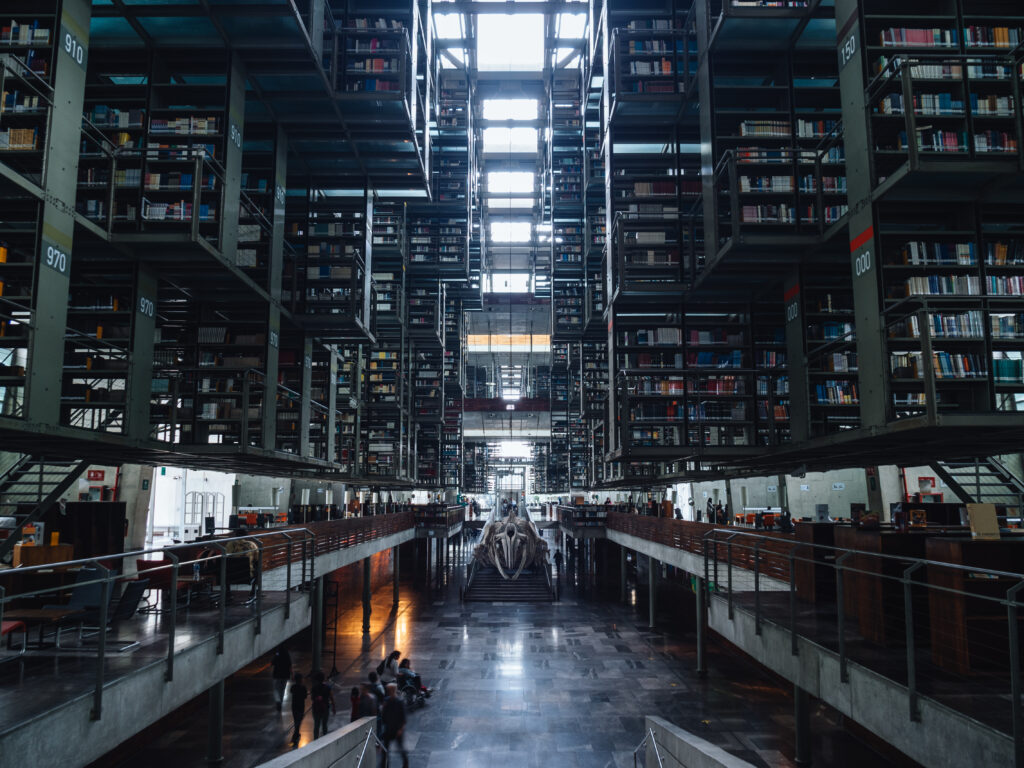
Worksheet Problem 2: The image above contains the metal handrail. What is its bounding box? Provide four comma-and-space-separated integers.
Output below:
350, 724, 388, 768
632, 727, 666, 768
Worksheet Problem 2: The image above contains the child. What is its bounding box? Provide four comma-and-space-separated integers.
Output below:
350, 686, 361, 722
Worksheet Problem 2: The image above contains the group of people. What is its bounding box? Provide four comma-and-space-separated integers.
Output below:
272, 645, 428, 767
271, 647, 337, 746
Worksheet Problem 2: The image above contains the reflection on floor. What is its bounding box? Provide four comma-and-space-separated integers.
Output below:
94, 554, 915, 768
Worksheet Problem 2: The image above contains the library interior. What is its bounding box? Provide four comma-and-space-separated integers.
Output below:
3, 1, 1024, 767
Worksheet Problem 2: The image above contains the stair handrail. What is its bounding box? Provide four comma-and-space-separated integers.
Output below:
632, 727, 666, 768
463, 557, 479, 600
542, 553, 557, 601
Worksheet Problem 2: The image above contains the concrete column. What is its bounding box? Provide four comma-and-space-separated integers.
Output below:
696, 576, 707, 678
392, 546, 400, 606
620, 546, 627, 602
425, 538, 432, 584
311, 576, 324, 671
795, 684, 812, 765
362, 557, 371, 633
206, 678, 224, 764
648, 555, 657, 629
413, 539, 419, 582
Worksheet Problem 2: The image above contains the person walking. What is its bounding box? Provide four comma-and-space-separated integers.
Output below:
289, 673, 307, 746
381, 683, 410, 768
310, 670, 335, 739
271, 645, 292, 712
553, 549, 563, 574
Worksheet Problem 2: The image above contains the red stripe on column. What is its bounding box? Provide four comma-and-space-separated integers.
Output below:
850, 226, 874, 253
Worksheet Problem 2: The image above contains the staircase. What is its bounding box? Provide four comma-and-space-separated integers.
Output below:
0, 454, 90, 560
932, 457, 1024, 507
463, 566, 554, 602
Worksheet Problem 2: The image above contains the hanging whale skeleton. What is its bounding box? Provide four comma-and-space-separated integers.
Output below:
473, 508, 549, 581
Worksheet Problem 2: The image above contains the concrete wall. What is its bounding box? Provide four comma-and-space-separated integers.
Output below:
255, 716, 377, 768
0, 597, 312, 768
644, 716, 756, 768
705, 592, 1013, 768
683, 462, 979, 523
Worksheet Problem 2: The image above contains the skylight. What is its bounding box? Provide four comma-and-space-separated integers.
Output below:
490, 222, 533, 243
486, 198, 534, 210
483, 126, 538, 153
488, 172, 534, 194
477, 14, 544, 71
483, 99, 538, 121
557, 13, 587, 39
433, 13, 464, 39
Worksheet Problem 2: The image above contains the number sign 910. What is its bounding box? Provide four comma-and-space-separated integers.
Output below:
64, 31, 84, 65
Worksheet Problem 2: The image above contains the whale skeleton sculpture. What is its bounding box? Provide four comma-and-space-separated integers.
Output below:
473, 508, 550, 581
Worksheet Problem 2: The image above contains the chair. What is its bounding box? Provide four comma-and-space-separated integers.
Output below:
75, 578, 150, 652
42, 565, 110, 647
136, 558, 193, 612
1, 621, 27, 661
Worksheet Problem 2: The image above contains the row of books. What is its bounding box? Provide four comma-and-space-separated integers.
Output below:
813, 381, 859, 405
150, 116, 219, 135
620, 327, 683, 346
891, 351, 987, 379
1, 20, 49, 44
1, 90, 41, 113
899, 241, 976, 266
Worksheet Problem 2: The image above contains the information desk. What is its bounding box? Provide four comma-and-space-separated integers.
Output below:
926, 537, 1024, 676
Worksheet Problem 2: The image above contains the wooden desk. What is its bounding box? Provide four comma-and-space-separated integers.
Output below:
793, 523, 836, 604
833, 528, 930, 647
926, 537, 1024, 676
12, 544, 74, 568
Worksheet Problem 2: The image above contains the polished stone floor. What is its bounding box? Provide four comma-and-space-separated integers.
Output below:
93, 544, 915, 768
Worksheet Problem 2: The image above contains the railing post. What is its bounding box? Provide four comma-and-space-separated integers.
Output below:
695, 575, 707, 678
836, 551, 853, 683
253, 538, 264, 635
1008, 580, 1024, 768
712, 537, 719, 592
754, 541, 762, 636
282, 533, 293, 619
789, 549, 799, 656
727, 534, 735, 619
903, 561, 925, 722
166, 553, 180, 682
90, 565, 113, 720
214, 544, 228, 655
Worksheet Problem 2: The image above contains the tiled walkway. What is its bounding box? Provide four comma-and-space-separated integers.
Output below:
95, 552, 915, 768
